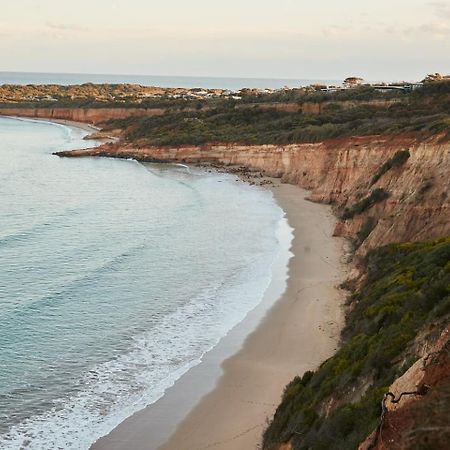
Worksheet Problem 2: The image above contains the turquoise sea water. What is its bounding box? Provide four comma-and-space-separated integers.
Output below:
0, 117, 287, 448
0, 71, 339, 89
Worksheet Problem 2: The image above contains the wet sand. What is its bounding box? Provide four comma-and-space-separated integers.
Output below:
92, 181, 347, 450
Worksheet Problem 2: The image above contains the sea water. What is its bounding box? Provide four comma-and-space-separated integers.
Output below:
0, 71, 340, 89
0, 117, 287, 448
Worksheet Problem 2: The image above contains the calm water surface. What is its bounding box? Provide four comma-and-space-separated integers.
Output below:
0, 71, 339, 89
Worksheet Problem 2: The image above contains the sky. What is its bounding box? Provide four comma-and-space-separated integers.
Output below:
1, 0, 449, 81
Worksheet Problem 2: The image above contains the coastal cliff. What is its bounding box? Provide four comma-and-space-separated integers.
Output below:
0, 98, 402, 125
0, 107, 165, 124
55, 134, 450, 262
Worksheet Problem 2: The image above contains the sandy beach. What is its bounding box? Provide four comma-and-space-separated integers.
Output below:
92, 180, 347, 450
45, 118, 100, 133
0, 116, 99, 133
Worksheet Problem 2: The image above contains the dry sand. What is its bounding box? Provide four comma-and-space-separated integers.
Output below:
159, 183, 347, 450
92, 181, 347, 450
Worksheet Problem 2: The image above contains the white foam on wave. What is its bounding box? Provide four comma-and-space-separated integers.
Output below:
0, 216, 288, 450
3, 116, 100, 149
1, 117, 292, 449
5, 116, 72, 139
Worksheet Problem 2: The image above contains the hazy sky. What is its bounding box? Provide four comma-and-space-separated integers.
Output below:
1, 0, 449, 80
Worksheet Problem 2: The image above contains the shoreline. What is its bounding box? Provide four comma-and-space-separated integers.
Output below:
92, 180, 348, 450
36, 117, 100, 133
0, 115, 99, 133
0, 115, 119, 144
159, 183, 348, 450
3, 113, 348, 448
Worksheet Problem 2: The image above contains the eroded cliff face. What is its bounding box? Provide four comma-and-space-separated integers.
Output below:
0, 99, 404, 125
237, 99, 401, 114
0, 107, 165, 124
358, 326, 450, 450
57, 134, 450, 261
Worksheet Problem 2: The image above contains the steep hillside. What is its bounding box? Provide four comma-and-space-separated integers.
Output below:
358, 325, 450, 450
263, 237, 450, 450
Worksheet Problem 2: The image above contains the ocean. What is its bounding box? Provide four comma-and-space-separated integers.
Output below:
0, 71, 339, 90
0, 117, 289, 448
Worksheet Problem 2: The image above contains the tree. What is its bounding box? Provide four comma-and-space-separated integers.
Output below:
421, 73, 450, 83
343, 77, 364, 88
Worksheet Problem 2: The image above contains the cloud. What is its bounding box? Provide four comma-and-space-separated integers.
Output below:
403, 21, 450, 39
46, 23, 90, 32
429, 1, 450, 18
375, 2, 450, 41
383, 11, 450, 41
418, 21, 450, 35
0, 22, 90, 39
322, 24, 350, 38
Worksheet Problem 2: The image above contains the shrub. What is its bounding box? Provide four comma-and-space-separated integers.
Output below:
416, 178, 434, 200
356, 216, 378, 246
370, 150, 410, 185
263, 237, 450, 450
341, 189, 389, 220
101, 87, 450, 147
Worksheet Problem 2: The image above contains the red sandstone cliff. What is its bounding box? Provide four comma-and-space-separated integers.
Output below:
0, 107, 165, 124
0, 99, 403, 125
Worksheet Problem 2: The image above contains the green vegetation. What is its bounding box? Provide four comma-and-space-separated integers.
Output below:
370, 149, 410, 185
0, 82, 402, 108
0, 83, 230, 109
237, 77, 450, 105
239, 85, 400, 104
415, 178, 435, 203
341, 189, 389, 220
263, 237, 450, 450
2, 80, 450, 145
355, 217, 378, 247
101, 81, 450, 146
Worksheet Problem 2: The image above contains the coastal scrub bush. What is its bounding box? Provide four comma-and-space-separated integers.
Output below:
415, 178, 434, 203
5, 80, 450, 146
356, 216, 378, 247
370, 149, 410, 185
105, 93, 450, 146
78, 79, 450, 147
263, 236, 450, 450
341, 188, 389, 220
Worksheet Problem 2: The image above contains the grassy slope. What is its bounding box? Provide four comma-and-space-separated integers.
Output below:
263, 237, 450, 450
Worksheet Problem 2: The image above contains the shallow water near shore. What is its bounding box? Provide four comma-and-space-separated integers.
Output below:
0, 117, 287, 449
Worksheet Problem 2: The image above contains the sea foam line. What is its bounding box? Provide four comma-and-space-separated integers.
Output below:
0, 220, 288, 450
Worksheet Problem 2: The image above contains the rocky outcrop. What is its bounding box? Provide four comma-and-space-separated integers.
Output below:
83, 129, 122, 141
55, 134, 450, 259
